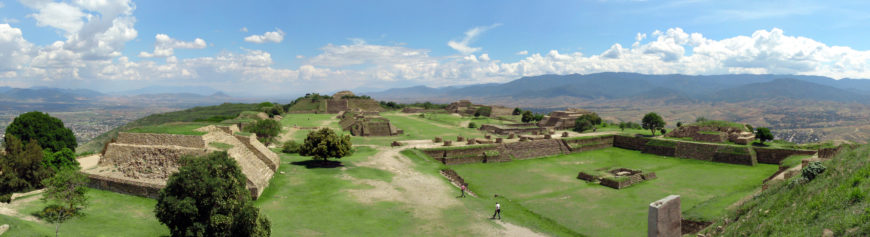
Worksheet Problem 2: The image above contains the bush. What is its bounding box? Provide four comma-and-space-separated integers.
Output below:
521, 111, 534, 123
244, 119, 281, 144
676, 121, 682, 127
578, 113, 602, 125
42, 148, 80, 172
5, 111, 77, 153
468, 122, 477, 129
155, 152, 271, 236
299, 128, 353, 161
756, 127, 774, 144
573, 118, 593, 133
512, 108, 522, 115
0, 193, 11, 203
474, 106, 492, 117
282, 141, 300, 154
660, 128, 667, 135
850, 187, 865, 203
801, 161, 826, 182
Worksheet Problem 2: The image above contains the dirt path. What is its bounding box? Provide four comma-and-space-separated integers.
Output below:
345, 145, 544, 237
78, 154, 101, 170
0, 190, 42, 223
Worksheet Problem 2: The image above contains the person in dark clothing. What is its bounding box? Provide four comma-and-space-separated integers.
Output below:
491, 202, 501, 220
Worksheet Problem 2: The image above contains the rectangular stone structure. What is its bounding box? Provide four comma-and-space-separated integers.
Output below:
648, 195, 681, 237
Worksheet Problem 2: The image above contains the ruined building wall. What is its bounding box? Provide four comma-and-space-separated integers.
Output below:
115, 132, 205, 148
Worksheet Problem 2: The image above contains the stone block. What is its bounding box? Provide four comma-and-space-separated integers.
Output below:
457, 136, 465, 142
648, 195, 681, 237
562, 132, 569, 137
443, 141, 453, 146
434, 137, 443, 143
495, 138, 503, 143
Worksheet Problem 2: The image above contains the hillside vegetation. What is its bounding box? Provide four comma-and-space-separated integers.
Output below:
705, 145, 870, 236
77, 103, 261, 153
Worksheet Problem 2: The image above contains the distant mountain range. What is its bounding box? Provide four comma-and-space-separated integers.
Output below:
369, 73, 870, 105
0, 86, 247, 111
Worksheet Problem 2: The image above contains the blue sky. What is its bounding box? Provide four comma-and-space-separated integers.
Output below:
1, 0, 869, 97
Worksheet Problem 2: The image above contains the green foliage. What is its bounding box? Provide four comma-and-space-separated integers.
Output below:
801, 161, 826, 182
578, 112, 602, 125
281, 140, 300, 154
691, 120, 750, 132
40, 168, 89, 237
42, 148, 79, 172
521, 111, 534, 123
244, 119, 281, 144
261, 103, 285, 118
642, 112, 666, 136
745, 124, 754, 132
660, 128, 667, 135
534, 113, 545, 122
573, 118, 593, 133
0, 135, 52, 197
39, 204, 78, 237
756, 127, 774, 144
473, 106, 492, 117
193, 115, 235, 123
299, 128, 353, 161
695, 117, 707, 123
6, 111, 77, 152
467, 122, 477, 128
155, 152, 270, 237
512, 108, 522, 115
484, 150, 500, 157
676, 121, 682, 127
126, 122, 210, 136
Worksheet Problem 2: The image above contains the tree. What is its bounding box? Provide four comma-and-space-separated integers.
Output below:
468, 122, 478, 129
618, 122, 626, 131
155, 152, 271, 237
512, 108, 522, 115
40, 169, 89, 237
676, 121, 683, 127
642, 112, 666, 136
299, 128, 353, 161
756, 127, 774, 144
745, 124, 754, 132
244, 119, 281, 144
474, 106, 492, 117
0, 135, 53, 197
578, 113, 602, 125
573, 118, 593, 133
43, 148, 79, 172
281, 140, 300, 154
521, 111, 534, 123
5, 111, 77, 153
533, 113, 545, 122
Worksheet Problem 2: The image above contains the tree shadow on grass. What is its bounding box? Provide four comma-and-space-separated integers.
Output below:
290, 159, 344, 169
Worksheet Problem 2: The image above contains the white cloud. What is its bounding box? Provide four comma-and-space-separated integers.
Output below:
516, 50, 528, 55
240, 27, 248, 32
244, 28, 284, 44
0, 24, 34, 75
138, 34, 207, 58
447, 24, 500, 55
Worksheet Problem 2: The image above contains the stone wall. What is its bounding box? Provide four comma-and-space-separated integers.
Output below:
712, 146, 757, 166
753, 147, 816, 164
235, 134, 280, 172
613, 135, 651, 151
326, 99, 348, 113
442, 156, 487, 165
694, 132, 726, 143
674, 142, 719, 161
643, 145, 676, 157
100, 144, 210, 179
503, 139, 569, 160
479, 124, 546, 135
86, 173, 164, 199
115, 132, 205, 148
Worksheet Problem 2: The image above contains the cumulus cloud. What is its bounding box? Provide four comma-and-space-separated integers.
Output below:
244, 28, 284, 44
516, 50, 528, 55
447, 24, 500, 55
138, 34, 207, 58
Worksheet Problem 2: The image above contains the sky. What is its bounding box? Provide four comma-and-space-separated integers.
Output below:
1, 0, 869, 97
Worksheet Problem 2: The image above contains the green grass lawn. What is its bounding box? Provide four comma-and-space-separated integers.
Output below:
126, 122, 211, 135
451, 147, 778, 236
280, 114, 338, 128
349, 113, 488, 146
255, 147, 512, 236
12, 189, 169, 236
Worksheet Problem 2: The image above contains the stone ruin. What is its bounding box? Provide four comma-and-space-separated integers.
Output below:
537, 108, 593, 130
339, 112, 403, 136
84, 125, 279, 199
648, 195, 681, 237
444, 100, 513, 117
577, 168, 657, 189
479, 123, 547, 135
666, 124, 755, 145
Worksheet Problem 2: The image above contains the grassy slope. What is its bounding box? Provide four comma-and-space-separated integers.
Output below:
708, 145, 870, 236
8, 189, 169, 236
78, 103, 261, 153
451, 147, 777, 236
349, 113, 489, 146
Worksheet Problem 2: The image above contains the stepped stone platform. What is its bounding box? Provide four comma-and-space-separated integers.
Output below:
84, 125, 279, 199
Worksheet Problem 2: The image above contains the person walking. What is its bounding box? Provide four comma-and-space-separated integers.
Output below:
491, 202, 501, 220
460, 184, 467, 198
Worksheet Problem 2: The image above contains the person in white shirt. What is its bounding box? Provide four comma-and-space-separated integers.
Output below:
491, 202, 501, 220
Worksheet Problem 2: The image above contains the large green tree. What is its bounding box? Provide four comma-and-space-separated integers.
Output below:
154, 152, 270, 237
0, 135, 53, 198
521, 111, 534, 123
40, 169, 89, 237
5, 111, 77, 153
244, 119, 281, 144
299, 128, 353, 161
42, 148, 79, 172
573, 118, 593, 133
642, 112, 666, 136
578, 113, 602, 125
756, 127, 774, 144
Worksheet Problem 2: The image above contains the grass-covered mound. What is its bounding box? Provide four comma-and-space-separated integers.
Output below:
78, 103, 261, 153
705, 145, 870, 236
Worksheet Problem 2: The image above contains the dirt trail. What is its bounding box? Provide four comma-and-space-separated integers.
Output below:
346, 145, 544, 237
0, 190, 42, 223
78, 154, 101, 170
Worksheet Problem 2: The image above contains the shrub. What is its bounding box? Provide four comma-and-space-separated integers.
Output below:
660, 128, 667, 135
801, 161, 826, 182
512, 108, 522, 115
578, 113, 602, 125
0, 193, 10, 203
642, 112, 666, 136
574, 118, 593, 133
5, 111, 77, 153
281, 140, 300, 154
676, 121, 683, 127
756, 127, 774, 144
244, 119, 281, 144
299, 128, 353, 161
468, 122, 477, 129
42, 148, 80, 172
